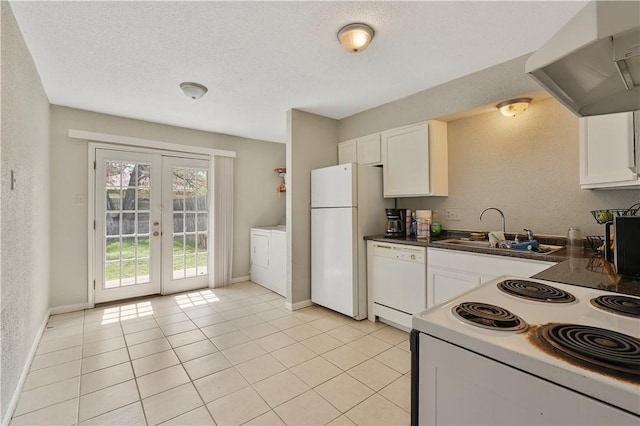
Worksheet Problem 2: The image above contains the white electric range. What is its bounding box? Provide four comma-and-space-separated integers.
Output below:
410, 275, 640, 425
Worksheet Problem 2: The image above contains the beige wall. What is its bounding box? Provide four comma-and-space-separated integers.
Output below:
49, 106, 285, 307
339, 55, 541, 141
287, 109, 338, 306
1, 2, 51, 421
337, 55, 638, 238
402, 98, 638, 236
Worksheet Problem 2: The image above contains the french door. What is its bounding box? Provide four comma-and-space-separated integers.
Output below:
161, 156, 210, 295
94, 149, 210, 304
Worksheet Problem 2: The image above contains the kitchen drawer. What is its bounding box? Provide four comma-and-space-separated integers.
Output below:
427, 248, 555, 278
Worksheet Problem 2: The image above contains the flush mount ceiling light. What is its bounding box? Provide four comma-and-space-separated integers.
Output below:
496, 98, 532, 117
180, 82, 208, 100
337, 23, 374, 53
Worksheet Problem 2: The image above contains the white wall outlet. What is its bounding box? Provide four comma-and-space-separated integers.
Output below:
445, 208, 461, 221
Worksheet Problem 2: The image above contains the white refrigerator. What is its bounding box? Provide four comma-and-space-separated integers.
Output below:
311, 163, 391, 320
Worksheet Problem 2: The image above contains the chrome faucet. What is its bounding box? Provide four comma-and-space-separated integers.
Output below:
479, 207, 506, 233
524, 228, 534, 241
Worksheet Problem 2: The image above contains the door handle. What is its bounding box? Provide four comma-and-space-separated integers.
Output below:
153, 231, 160, 237
153, 221, 160, 227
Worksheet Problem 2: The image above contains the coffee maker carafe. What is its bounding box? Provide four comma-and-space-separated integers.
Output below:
385, 209, 406, 237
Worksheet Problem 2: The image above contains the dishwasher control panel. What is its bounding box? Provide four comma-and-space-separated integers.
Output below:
371, 242, 426, 263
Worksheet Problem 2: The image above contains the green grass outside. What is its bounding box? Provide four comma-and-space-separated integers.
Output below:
105, 238, 207, 281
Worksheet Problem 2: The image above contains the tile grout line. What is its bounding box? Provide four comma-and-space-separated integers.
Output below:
75, 310, 87, 426
123, 309, 152, 426
28, 285, 410, 425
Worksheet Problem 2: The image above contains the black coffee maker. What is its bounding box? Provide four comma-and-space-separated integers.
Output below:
385, 208, 406, 237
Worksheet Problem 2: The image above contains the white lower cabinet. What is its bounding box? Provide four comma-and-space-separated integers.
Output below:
250, 227, 286, 296
428, 267, 484, 308
426, 248, 555, 309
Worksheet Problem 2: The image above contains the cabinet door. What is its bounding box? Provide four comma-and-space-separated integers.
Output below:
382, 123, 430, 197
427, 266, 482, 309
428, 248, 554, 280
580, 111, 639, 189
357, 134, 382, 165
338, 139, 357, 164
381, 121, 448, 197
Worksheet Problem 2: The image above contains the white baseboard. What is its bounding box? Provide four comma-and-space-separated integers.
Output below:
2, 308, 51, 425
50, 302, 93, 315
284, 299, 314, 311
231, 276, 250, 284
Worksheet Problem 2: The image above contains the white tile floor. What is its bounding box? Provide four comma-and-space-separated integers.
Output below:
11, 281, 410, 425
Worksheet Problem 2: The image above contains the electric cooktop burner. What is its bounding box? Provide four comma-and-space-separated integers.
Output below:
591, 295, 640, 319
497, 279, 576, 303
452, 302, 527, 332
535, 324, 640, 383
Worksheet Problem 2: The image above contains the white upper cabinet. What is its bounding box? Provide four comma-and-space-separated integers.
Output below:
338, 134, 381, 165
579, 111, 639, 189
357, 133, 382, 165
338, 139, 357, 164
381, 120, 448, 198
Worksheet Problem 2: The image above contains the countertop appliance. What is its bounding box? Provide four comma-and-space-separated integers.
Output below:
411, 276, 639, 425
250, 226, 286, 296
385, 208, 406, 237
526, 1, 640, 116
311, 163, 391, 319
613, 216, 640, 276
369, 242, 426, 330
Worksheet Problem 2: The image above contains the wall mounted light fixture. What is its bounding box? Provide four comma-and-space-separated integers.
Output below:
180, 82, 208, 100
496, 98, 532, 117
337, 23, 374, 53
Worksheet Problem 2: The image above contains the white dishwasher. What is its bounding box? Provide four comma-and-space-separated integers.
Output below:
369, 241, 427, 330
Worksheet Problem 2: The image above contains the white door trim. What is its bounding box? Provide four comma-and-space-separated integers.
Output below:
71, 129, 236, 158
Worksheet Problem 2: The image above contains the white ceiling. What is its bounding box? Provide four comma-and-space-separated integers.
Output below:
9, 1, 587, 143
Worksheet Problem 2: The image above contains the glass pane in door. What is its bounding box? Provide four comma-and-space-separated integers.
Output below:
171, 166, 208, 279
103, 162, 152, 288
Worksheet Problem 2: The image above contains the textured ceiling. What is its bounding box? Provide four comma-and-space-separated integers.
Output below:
9, 1, 587, 143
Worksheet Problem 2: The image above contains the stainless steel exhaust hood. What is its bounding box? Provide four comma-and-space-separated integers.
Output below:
526, 1, 640, 117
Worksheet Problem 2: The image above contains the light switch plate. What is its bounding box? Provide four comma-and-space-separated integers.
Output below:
76, 194, 87, 205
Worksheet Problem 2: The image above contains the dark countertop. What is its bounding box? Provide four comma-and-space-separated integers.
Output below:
365, 231, 640, 297
532, 258, 640, 297
364, 231, 568, 263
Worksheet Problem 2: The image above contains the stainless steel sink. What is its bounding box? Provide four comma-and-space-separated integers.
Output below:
437, 239, 491, 248
535, 244, 564, 255
437, 239, 564, 255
